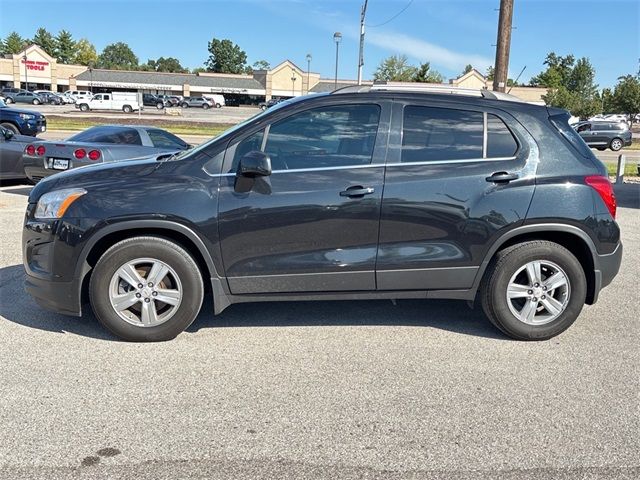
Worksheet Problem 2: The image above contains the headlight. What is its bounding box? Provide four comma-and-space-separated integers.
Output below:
19, 113, 36, 120
35, 188, 86, 219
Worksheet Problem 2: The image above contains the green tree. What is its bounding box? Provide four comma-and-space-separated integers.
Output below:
205, 38, 247, 74
486, 65, 494, 81
97, 42, 139, 70
0, 32, 28, 54
32, 28, 57, 57
142, 57, 186, 73
373, 55, 417, 82
412, 62, 444, 83
533, 52, 600, 118
611, 74, 640, 120
252, 60, 271, 70
73, 38, 98, 66
192, 66, 207, 74
462, 64, 473, 76
55, 30, 76, 63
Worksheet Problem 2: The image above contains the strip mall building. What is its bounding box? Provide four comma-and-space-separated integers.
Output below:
1, 45, 547, 105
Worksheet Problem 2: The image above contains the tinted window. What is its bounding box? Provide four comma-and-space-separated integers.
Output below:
147, 129, 187, 149
232, 129, 264, 170
576, 123, 591, 133
263, 104, 380, 170
68, 127, 142, 145
402, 106, 483, 162
487, 114, 518, 157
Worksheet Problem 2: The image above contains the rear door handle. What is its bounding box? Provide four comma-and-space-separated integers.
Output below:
486, 171, 519, 183
339, 186, 375, 198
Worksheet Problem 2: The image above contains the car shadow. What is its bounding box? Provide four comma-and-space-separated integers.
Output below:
614, 183, 639, 209
0, 179, 33, 196
0, 264, 507, 341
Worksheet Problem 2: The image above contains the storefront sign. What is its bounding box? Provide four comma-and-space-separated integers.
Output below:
21, 58, 50, 71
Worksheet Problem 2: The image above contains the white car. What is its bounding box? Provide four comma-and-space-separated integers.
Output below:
75, 92, 141, 113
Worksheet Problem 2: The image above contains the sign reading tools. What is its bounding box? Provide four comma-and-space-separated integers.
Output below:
21, 58, 50, 71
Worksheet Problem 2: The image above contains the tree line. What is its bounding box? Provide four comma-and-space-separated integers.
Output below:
0, 28, 270, 75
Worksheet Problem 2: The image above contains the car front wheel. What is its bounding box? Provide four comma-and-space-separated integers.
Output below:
5, 97, 13, 104
480, 240, 586, 340
89, 236, 204, 342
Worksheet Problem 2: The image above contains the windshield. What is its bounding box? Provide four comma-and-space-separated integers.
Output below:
167, 94, 322, 162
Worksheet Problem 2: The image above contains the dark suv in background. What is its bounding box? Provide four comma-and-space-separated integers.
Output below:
22, 86, 622, 342
0, 98, 47, 136
574, 121, 632, 151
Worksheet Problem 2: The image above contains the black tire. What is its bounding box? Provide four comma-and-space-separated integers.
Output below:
79, 103, 89, 112
609, 138, 623, 151
5, 97, 13, 104
156, 102, 164, 109
123, 105, 132, 113
215, 103, 221, 108
89, 236, 204, 342
480, 240, 587, 341
260, 105, 267, 111
33, 99, 40, 105
0, 122, 19, 134
202, 103, 210, 110
181, 103, 189, 108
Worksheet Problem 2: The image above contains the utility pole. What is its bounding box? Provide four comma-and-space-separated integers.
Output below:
493, 0, 514, 93
357, 0, 368, 85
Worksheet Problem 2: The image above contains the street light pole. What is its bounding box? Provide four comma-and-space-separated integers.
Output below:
291, 72, 296, 97
23, 54, 28, 91
333, 32, 342, 90
357, 0, 368, 85
89, 65, 93, 93
306, 53, 312, 94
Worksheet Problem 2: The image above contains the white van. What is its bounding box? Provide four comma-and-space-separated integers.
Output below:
201, 93, 225, 108
75, 92, 141, 113
64, 90, 92, 103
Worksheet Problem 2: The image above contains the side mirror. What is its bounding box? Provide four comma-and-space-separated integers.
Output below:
238, 150, 271, 178
2, 128, 13, 140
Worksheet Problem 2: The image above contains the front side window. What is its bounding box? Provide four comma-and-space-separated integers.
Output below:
263, 104, 380, 170
402, 106, 483, 162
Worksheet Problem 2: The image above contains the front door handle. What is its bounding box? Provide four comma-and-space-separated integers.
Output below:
339, 186, 375, 198
486, 171, 519, 183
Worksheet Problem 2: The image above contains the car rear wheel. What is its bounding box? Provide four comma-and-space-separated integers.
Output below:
181, 103, 189, 108
89, 236, 204, 342
610, 138, 623, 151
202, 103, 210, 110
5, 97, 13, 104
122, 105, 132, 113
480, 240, 586, 340
215, 103, 221, 108
33, 99, 40, 105
0, 122, 19, 134
79, 104, 89, 112
156, 102, 164, 109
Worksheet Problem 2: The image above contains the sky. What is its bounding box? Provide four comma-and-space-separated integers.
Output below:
0, 0, 638, 88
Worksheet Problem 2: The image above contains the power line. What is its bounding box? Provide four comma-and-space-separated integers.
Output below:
366, 0, 414, 28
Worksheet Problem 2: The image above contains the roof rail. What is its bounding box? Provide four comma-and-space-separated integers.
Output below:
332, 82, 522, 102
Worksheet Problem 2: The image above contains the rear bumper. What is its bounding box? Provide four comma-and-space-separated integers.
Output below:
23, 156, 55, 182
592, 241, 622, 303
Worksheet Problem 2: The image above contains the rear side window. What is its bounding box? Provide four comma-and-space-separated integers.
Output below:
68, 127, 142, 145
486, 114, 518, 157
402, 106, 483, 162
147, 129, 187, 149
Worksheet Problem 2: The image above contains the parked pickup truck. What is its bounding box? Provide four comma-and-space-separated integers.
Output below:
75, 92, 141, 113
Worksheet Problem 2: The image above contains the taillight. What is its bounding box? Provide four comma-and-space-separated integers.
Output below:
74, 148, 86, 159
88, 149, 101, 161
585, 175, 616, 219
25, 144, 35, 155
36, 145, 46, 156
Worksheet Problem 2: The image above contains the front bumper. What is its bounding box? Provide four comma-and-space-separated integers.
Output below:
22, 117, 47, 136
24, 274, 81, 316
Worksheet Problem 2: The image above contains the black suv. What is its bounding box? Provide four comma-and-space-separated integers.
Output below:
574, 121, 632, 151
22, 87, 622, 342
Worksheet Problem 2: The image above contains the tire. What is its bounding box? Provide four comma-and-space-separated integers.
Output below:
89, 236, 204, 342
156, 102, 164, 109
202, 103, 210, 110
33, 99, 40, 105
610, 138, 623, 151
123, 105, 132, 113
79, 103, 89, 112
0, 122, 19, 134
5, 97, 13, 104
215, 103, 221, 109
260, 105, 267, 111
181, 103, 189, 108
480, 240, 587, 341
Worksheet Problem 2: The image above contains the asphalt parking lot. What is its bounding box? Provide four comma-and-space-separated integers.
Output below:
0, 182, 638, 479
